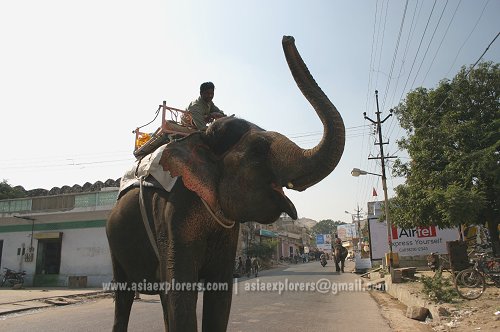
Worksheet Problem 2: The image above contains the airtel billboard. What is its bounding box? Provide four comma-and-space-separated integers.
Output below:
369, 218, 460, 260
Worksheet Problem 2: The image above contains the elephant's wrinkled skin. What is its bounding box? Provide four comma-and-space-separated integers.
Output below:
106, 36, 345, 332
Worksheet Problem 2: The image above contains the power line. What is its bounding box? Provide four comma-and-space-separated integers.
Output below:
385, 0, 447, 143
0, 125, 373, 171
390, 30, 500, 157
398, 0, 438, 104
386, 0, 422, 119
380, 0, 409, 112
365, 0, 381, 117
374, 0, 391, 99
409, 0, 449, 91
445, 0, 491, 77
420, 0, 462, 85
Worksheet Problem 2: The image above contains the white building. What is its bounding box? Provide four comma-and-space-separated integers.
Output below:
0, 188, 118, 287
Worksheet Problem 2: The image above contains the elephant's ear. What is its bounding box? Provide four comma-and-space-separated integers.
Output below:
159, 133, 219, 209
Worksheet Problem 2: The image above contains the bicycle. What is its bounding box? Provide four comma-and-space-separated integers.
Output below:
1, 268, 26, 287
454, 252, 500, 300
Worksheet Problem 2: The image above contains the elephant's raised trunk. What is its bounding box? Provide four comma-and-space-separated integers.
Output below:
268, 36, 345, 192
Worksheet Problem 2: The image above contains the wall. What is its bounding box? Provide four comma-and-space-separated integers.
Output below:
0, 222, 112, 287
60, 227, 112, 286
0, 231, 36, 283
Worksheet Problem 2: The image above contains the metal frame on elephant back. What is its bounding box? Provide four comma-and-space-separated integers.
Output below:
133, 101, 196, 158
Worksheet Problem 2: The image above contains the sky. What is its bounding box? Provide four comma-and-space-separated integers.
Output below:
1, 0, 499, 224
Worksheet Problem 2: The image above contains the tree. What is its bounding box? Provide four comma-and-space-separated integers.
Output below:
245, 240, 278, 260
390, 62, 500, 254
0, 180, 26, 200
311, 219, 345, 237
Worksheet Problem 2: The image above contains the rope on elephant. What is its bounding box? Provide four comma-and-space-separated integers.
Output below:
139, 177, 161, 262
200, 198, 236, 229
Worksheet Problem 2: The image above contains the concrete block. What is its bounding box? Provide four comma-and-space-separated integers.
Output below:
392, 269, 403, 283
68, 276, 87, 288
406, 306, 430, 321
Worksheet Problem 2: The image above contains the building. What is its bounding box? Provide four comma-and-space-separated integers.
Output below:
1, 182, 317, 287
0, 185, 118, 287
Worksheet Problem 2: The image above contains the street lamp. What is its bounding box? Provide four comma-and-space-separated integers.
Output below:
351, 167, 394, 272
351, 168, 381, 177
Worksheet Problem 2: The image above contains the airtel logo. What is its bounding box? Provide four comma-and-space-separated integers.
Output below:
392, 226, 437, 239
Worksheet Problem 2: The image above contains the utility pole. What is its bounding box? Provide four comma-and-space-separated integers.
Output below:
354, 205, 362, 251
363, 90, 397, 272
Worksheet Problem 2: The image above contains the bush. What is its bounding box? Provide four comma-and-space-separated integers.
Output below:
420, 274, 457, 303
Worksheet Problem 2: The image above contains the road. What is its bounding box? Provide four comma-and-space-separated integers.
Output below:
0, 260, 392, 331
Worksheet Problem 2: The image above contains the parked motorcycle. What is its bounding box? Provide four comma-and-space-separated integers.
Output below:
1, 268, 26, 287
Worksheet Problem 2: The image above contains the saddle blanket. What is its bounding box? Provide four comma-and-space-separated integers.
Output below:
119, 144, 177, 195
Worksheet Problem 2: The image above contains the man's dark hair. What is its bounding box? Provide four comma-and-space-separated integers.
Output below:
200, 82, 215, 94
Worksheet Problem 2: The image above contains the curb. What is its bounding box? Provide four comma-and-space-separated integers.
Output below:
382, 275, 443, 322
361, 274, 444, 322
0, 291, 111, 316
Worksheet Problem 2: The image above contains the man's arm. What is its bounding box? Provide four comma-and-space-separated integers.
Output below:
210, 102, 225, 116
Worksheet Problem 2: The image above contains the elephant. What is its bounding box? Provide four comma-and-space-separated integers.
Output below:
334, 244, 348, 273
106, 35, 345, 332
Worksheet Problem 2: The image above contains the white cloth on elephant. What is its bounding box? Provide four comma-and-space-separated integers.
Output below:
119, 144, 177, 194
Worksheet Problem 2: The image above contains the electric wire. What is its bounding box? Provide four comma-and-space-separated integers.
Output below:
408, 0, 449, 93
397, 0, 438, 106
380, 0, 409, 114
420, 0, 461, 85
445, 0, 490, 77
390, 30, 500, 158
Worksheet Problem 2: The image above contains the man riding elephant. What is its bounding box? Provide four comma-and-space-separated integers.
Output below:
333, 238, 348, 273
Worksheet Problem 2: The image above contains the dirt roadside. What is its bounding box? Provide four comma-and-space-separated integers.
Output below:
370, 280, 500, 332
370, 289, 433, 332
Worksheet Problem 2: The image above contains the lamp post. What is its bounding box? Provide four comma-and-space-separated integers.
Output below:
351, 167, 393, 272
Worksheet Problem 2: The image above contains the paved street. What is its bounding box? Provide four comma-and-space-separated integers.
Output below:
0, 260, 391, 331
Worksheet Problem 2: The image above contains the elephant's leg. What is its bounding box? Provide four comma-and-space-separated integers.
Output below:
157, 214, 199, 331
113, 289, 135, 332
202, 288, 233, 332
335, 260, 341, 272
109, 253, 135, 332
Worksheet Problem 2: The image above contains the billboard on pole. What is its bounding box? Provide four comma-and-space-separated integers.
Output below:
337, 224, 358, 240
316, 234, 332, 252
368, 218, 460, 259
